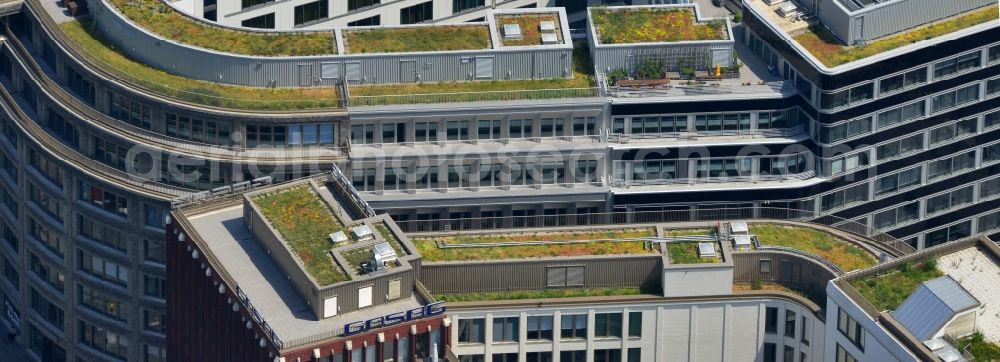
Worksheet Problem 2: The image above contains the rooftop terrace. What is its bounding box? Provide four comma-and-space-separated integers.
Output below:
184, 203, 422, 346
838, 237, 1000, 360
494, 13, 565, 47
746, 0, 999, 68
347, 42, 596, 106
59, 19, 342, 110
590, 6, 729, 45
110, 0, 336, 56
342, 25, 492, 54
793, 5, 999, 67
751, 224, 877, 271
250, 185, 350, 285
411, 227, 658, 262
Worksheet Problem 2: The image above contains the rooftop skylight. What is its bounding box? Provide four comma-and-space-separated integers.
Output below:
590, 7, 729, 45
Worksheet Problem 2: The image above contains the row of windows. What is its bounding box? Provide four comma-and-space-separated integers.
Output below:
78, 215, 129, 252
612, 109, 803, 135
79, 319, 129, 359
458, 312, 643, 344
352, 160, 602, 191
246, 123, 336, 148
79, 283, 127, 322
821, 77, 995, 145
465, 348, 640, 362
353, 118, 598, 145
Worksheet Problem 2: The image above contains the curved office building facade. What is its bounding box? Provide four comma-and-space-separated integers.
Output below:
0, 0, 996, 361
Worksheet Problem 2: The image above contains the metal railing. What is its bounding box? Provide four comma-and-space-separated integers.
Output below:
610, 125, 805, 143
0, 76, 191, 199
331, 164, 376, 218
605, 80, 791, 98
23, 1, 345, 111
611, 170, 817, 187
350, 134, 604, 149
347, 87, 600, 107
754, 245, 845, 275
359, 181, 605, 196
395, 207, 914, 255
3, 31, 350, 161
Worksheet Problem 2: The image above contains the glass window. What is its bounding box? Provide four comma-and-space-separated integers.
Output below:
837, 308, 866, 351
594, 313, 622, 338
492, 317, 518, 342
765, 307, 777, 334
457, 318, 485, 343
293, 0, 328, 25
79, 319, 129, 359
628, 311, 642, 337
400, 1, 433, 24
561, 314, 587, 339
527, 316, 553, 340
879, 67, 927, 94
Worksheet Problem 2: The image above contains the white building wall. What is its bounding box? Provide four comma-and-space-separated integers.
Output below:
824, 282, 920, 362
448, 297, 823, 362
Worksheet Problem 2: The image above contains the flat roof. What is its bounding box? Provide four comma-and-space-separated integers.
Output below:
411, 227, 660, 262
745, 0, 999, 69
935, 246, 1000, 343
494, 11, 566, 47
186, 205, 422, 344
342, 24, 492, 54
589, 5, 730, 45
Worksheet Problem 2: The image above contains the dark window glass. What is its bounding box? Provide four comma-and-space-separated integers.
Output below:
348, 0, 379, 11
294, 0, 328, 25
400, 1, 433, 24
347, 15, 380, 26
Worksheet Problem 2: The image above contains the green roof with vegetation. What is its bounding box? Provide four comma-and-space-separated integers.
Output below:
793, 5, 998, 67
108, 0, 335, 56
348, 42, 596, 106
752, 224, 877, 271
849, 259, 943, 311
958, 332, 1000, 362
412, 228, 657, 261
495, 14, 563, 46
435, 287, 652, 302
667, 242, 720, 264
60, 20, 341, 110
343, 26, 492, 54
591, 7, 728, 44
252, 186, 349, 285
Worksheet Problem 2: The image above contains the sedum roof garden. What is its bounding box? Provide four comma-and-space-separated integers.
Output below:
109, 0, 336, 56
590, 7, 729, 45
342, 25, 493, 54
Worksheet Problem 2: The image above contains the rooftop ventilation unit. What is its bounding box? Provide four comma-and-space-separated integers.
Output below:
351, 225, 374, 241
729, 221, 749, 235
698, 242, 718, 258
777, 2, 799, 18
503, 24, 522, 40
731, 235, 752, 251
541, 33, 558, 45
367, 242, 398, 272
539, 20, 556, 33
329, 231, 348, 245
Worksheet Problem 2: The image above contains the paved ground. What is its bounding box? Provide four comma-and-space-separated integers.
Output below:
38, 0, 80, 24
938, 247, 1000, 343
692, 0, 735, 18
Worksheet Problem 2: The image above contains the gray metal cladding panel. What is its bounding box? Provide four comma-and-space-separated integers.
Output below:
850, 0, 994, 44
732, 251, 836, 296
419, 256, 661, 294
92, 1, 570, 88
319, 271, 415, 313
